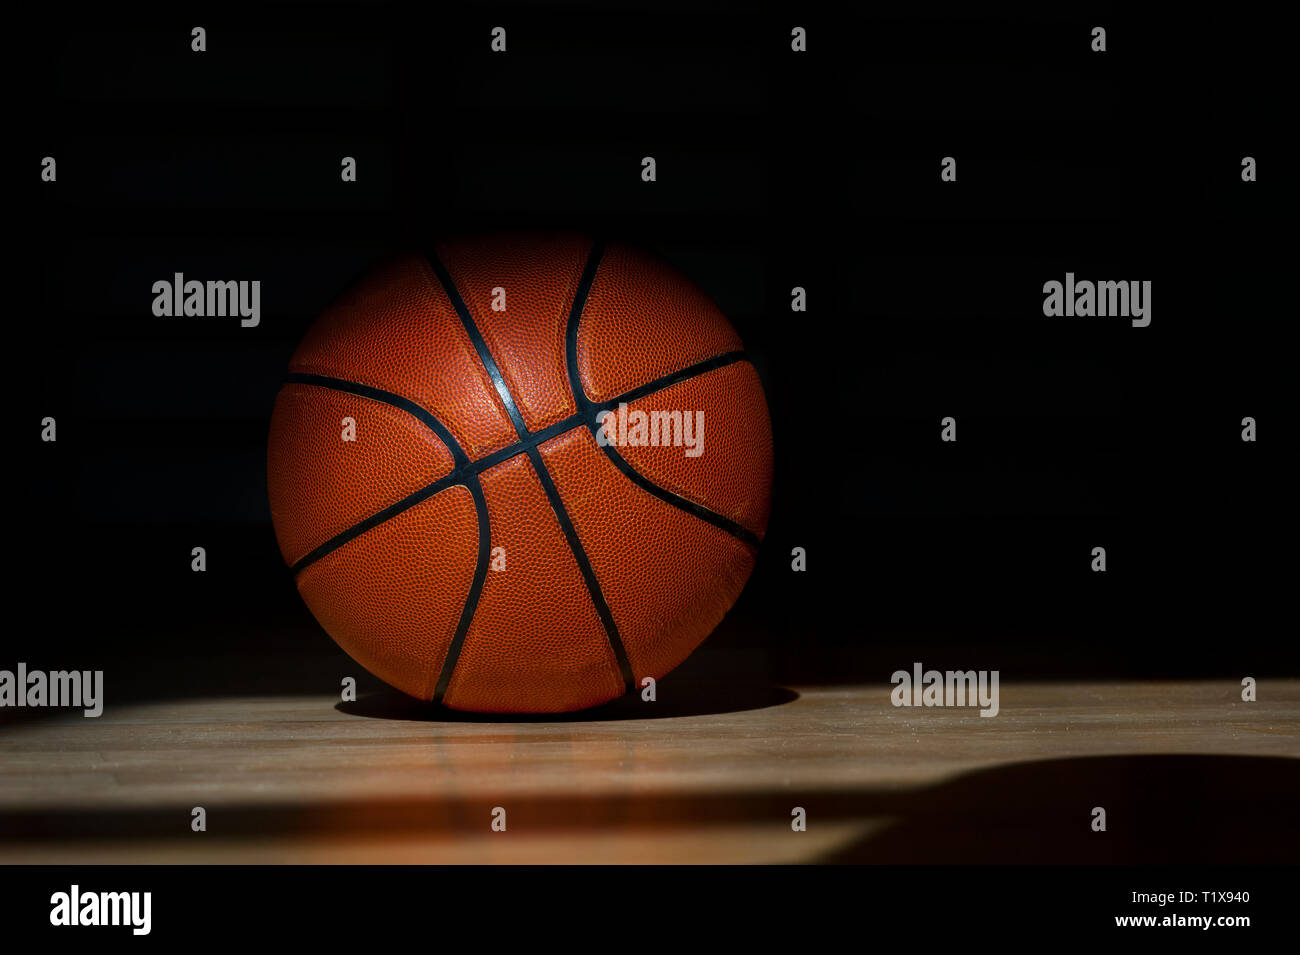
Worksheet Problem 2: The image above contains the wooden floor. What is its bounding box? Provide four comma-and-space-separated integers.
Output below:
2, 677, 1297, 863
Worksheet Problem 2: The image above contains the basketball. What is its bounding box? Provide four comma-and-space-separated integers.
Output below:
267, 234, 773, 712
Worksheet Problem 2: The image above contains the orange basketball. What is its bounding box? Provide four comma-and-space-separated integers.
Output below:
267, 234, 773, 712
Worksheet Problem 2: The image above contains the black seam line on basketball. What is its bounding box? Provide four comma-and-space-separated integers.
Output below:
561, 241, 759, 549
524, 447, 635, 693
286, 352, 744, 458
563, 240, 606, 414
431, 477, 490, 705
290, 473, 462, 575
596, 442, 760, 548
286, 353, 753, 576
553, 240, 634, 694
606, 350, 746, 407
424, 250, 531, 441
422, 249, 556, 700
284, 373, 469, 468
430, 239, 634, 696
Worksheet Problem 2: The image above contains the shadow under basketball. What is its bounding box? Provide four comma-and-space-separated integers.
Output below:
338, 679, 799, 722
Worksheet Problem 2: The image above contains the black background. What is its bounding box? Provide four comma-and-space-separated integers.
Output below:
11, 0, 1292, 711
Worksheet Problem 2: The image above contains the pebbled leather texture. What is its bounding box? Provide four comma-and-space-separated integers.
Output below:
441, 454, 623, 713
267, 382, 455, 567
288, 254, 518, 461
575, 242, 743, 403
613, 361, 773, 539
436, 233, 593, 432
296, 486, 480, 702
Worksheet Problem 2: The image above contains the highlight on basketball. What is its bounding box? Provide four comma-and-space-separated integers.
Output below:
5, 0, 1291, 940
